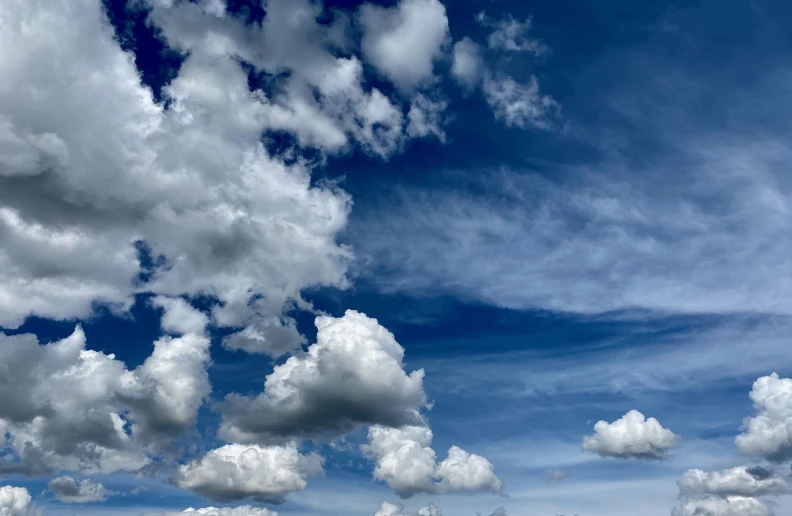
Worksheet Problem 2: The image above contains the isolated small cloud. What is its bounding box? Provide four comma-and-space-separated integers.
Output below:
364, 425, 502, 498
48, 476, 115, 503
582, 410, 677, 460
736, 373, 792, 462
174, 443, 323, 504
475, 12, 547, 54
374, 502, 441, 516
451, 38, 484, 90
0, 486, 41, 516
150, 296, 209, 335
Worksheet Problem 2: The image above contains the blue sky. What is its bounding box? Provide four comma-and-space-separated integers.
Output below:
1, 0, 792, 515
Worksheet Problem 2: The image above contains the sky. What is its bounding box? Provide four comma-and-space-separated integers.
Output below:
1, 0, 792, 515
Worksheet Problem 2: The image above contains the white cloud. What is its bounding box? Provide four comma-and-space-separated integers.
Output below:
148, 507, 277, 516
363, 425, 502, 498
174, 443, 323, 504
482, 75, 558, 130
407, 94, 448, 142
358, 0, 449, 91
677, 466, 788, 498
48, 476, 115, 503
542, 469, 568, 482
0, 486, 41, 516
150, 296, 209, 336
374, 502, 441, 516
736, 374, 792, 462
475, 12, 546, 54
582, 410, 677, 460
671, 496, 772, 516
451, 38, 484, 90
0, 309, 210, 474
219, 310, 427, 444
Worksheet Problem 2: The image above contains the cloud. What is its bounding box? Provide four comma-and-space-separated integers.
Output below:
736, 374, 792, 462
0, 486, 40, 516
582, 410, 677, 460
407, 94, 448, 142
363, 425, 502, 498
475, 12, 547, 54
150, 296, 210, 335
374, 502, 442, 516
0, 305, 210, 474
451, 38, 484, 90
219, 310, 427, 444
671, 496, 772, 516
174, 443, 323, 504
48, 476, 115, 503
542, 469, 568, 482
482, 75, 558, 129
358, 0, 449, 91
678, 466, 788, 498
148, 507, 277, 516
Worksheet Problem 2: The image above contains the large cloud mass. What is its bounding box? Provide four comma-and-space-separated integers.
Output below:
219, 310, 427, 444
0, 486, 41, 516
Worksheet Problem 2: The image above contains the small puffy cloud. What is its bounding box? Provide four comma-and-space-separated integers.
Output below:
476, 12, 547, 54
451, 38, 484, 90
174, 443, 323, 504
359, 0, 449, 91
582, 410, 677, 460
677, 466, 788, 498
736, 373, 792, 462
219, 310, 427, 444
148, 506, 277, 516
48, 476, 114, 503
482, 75, 558, 130
671, 496, 772, 516
364, 425, 502, 498
542, 469, 568, 482
150, 296, 209, 335
221, 316, 305, 357
0, 486, 41, 516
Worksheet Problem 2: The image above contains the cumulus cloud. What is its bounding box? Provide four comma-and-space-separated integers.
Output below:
677, 466, 788, 498
671, 496, 772, 516
174, 443, 323, 504
363, 425, 502, 498
148, 507, 277, 516
581, 410, 677, 460
150, 296, 209, 335
482, 75, 558, 130
48, 476, 115, 503
219, 310, 427, 444
0, 486, 41, 516
374, 502, 441, 516
358, 0, 449, 91
0, 306, 210, 474
736, 374, 792, 462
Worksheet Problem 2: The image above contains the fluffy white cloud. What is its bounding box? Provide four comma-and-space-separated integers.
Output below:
150, 296, 209, 335
407, 94, 448, 142
48, 476, 114, 503
0, 304, 210, 474
671, 496, 772, 516
219, 310, 427, 444
174, 443, 323, 504
451, 38, 484, 90
677, 466, 788, 498
0, 486, 40, 516
149, 507, 277, 516
359, 0, 449, 91
364, 425, 502, 498
582, 410, 677, 460
736, 374, 792, 462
